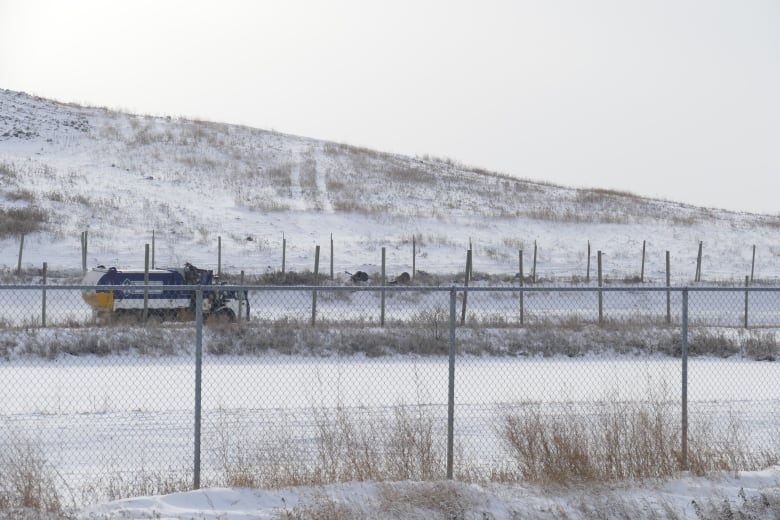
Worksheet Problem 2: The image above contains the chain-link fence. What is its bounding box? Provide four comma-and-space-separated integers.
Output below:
1, 283, 780, 507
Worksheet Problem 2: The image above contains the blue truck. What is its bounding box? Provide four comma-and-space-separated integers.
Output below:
81, 263, 247, 322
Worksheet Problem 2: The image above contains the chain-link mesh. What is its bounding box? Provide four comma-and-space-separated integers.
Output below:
2, 284, 780, 506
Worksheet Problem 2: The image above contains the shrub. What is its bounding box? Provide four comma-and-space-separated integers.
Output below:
211, 401, 443, 489
497, 396, 777, 485
6, 189, 37, 202
0, 206, 47, 238
259, 270, 320, 285
87, 468, 191, 503
0, 439, 67, 516
0, 161, 17, 179
689, 330, 740, 358
741, 331, 778, 361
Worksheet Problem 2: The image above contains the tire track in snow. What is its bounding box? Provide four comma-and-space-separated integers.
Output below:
314, 160, 333, 212
288, 160, 306, 210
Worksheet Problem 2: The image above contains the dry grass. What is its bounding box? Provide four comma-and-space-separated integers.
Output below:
0, 206, 47, 238
6, 189, 37, 202
0, 438, 68, 517
692, 488, 780, 520
2, 311, 777, 361
278, 480, 780, 519
497, 396, 778, 486
279, 492, 360, 520
376, 481, 476, 518
2, 397, 779, 517
0, 161, 18, 179
212, 402, 444, 489
82, 468, 192, 505
312, 401, 443, 483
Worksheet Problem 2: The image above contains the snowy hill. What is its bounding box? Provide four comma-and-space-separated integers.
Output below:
2, 88, 779, 283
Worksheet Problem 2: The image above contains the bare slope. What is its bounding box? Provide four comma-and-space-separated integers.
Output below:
1, 88, 779, 281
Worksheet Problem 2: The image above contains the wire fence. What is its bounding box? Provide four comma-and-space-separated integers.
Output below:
1, 283, 780, 507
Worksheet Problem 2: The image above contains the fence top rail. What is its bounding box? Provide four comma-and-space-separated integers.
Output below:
2, 284, 780, 293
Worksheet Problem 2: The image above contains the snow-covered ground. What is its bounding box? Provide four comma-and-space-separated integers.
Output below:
78, 471, 780, 519
3, 88, 780, 518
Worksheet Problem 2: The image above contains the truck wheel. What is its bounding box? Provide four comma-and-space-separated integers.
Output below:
210, 308, 236, 324
145, 310, 164, 325
113, 309, 137, 325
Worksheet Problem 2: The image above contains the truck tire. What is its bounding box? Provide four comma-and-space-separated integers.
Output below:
209, 307, 236, 324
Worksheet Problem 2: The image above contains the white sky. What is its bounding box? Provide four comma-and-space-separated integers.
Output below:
1, 0, 778, 214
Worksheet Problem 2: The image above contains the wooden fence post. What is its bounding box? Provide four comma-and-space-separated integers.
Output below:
598, 250, 603, 325
16, 234, 24, 275
468, 239, 473, 279
460, 249, 471, 325
282, 234, 286, 274
750, 245, 756, 283
217, 236, 222, 278
744, 275, 750, 329
381, 247, 386, 326
518, 249, 524, 326
311, 245, 319, 325
143, 244, 150, 322
41, 262, 47, 327
586, 240, 590, 283
239, 270, 245, 321
81, 230, 88, 274
412, 236, 416, 280
666, 251, 671, 324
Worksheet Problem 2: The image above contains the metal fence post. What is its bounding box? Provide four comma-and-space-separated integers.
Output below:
446, 287, 457, 479
681, 288, 689, 471
194, 286, 204, 489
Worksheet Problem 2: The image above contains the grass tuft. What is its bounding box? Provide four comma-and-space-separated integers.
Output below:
0, 206, 47, 238
0, 438, 67, 516
497, 396, 777, 485
211, 402, 444, 489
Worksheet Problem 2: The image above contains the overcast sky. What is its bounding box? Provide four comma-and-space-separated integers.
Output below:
1, 0, 778, 214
